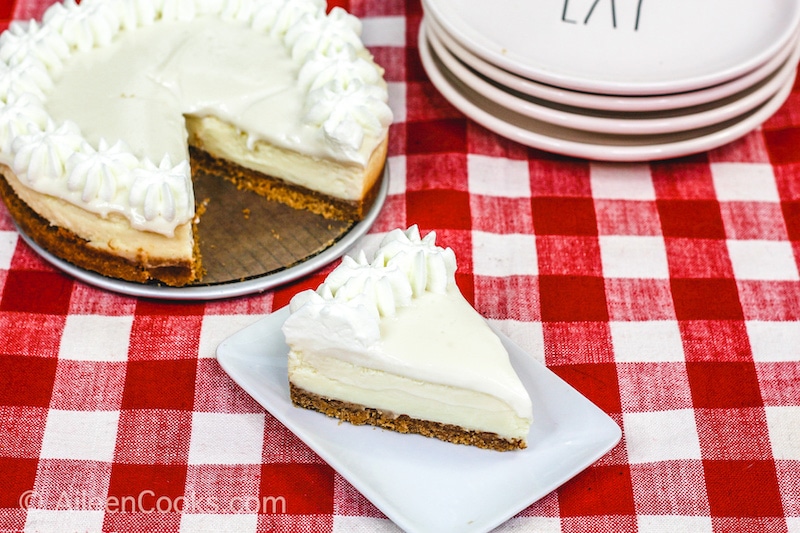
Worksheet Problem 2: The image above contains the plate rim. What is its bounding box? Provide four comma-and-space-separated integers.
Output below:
216, 306, 622, 533
425, 16, 799, 136
418, 20, 796, 162
421, 0, 800, 95
426, 11, 800, 113
13, 165, 389, 301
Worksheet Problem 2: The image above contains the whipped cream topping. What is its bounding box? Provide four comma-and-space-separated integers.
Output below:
282, 226, 533, 421
0, 0, 392, 236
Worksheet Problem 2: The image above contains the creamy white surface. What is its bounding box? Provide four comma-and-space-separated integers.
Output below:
282, 226, 533, 441
0, 0, 392, 236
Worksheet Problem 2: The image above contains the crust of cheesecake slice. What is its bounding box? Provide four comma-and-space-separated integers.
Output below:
289, 382, 527, 451
0, 165, 201, 286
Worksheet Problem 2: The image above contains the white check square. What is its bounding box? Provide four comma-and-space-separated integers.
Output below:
600, 235, 669, 279
180, 513, 258, 533
611, 321, 685, 363
765, 406, 800, 460
59, 315, 133, 362
472, 232, 537, 277
624, 409, 702, 463
467, 155, 530, 198
40, 410, 119, 462
387, 154, 406, 195
25, 510, 105, 533
188, 412, 265, 465
727, 240, 799, 281
361, 16, 405, 47
0, 230, 17, 270
590, 163, 655, 200
747, 321, 800, 362
387, 83, 406, 125
711, 162, 779, 202
637, 515, 713, 533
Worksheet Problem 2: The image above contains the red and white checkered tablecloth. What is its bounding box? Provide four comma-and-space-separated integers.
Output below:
2, 0, 800, 532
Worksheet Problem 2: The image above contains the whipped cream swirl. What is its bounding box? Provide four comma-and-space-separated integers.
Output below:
290, 225, 456, 316
0, 0, 392, 236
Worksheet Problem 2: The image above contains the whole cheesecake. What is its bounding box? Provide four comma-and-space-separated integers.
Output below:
0, 0, 392, 286
282, 226, 534, 451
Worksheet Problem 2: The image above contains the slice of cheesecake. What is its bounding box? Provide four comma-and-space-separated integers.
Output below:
281, 226, 533, 451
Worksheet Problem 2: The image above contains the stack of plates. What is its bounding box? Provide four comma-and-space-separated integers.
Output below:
419, 0, 800, 161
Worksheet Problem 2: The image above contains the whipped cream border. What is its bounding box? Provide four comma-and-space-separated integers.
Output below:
0, 0, 392, 236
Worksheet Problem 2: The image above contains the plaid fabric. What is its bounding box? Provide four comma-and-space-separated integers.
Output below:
2, 0, 800, 531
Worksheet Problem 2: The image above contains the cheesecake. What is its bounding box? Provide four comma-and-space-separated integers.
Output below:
0, 0, 392, 286
282, 226, 533, 451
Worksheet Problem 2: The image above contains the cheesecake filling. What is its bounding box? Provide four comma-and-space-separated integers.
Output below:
0, 0, 393, 236
282, 226, 534, 442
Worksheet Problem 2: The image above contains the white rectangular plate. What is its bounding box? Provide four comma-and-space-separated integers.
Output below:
216, 308, 622, 533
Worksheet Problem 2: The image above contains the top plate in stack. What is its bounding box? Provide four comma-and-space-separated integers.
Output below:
419, 0, 800, 161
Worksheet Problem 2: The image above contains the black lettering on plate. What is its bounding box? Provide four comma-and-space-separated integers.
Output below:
561, 0, 644, 31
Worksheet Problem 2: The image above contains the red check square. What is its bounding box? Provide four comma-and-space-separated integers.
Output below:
260, 463, 334, 515
703, 460, 784, 517
406, 119, 466, 154
0, 457, 38, 508
406, 189, 471, 230
121, 360, 197, 411
0, 355, 58, 407
685, 361, 763, 409
557, 464, 635, 517
657, 199, 726, 239
783, 199, 800, 241
105, 463, 186, 531
764, 127, 800, 165
539, 275, 608, 322
531, 197, 598, 236
670, 278, 743, 321
0, 270, 73, 314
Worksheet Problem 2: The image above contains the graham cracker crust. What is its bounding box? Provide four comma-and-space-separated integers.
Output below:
0, 168, 199, 286
289, 382, 527, 452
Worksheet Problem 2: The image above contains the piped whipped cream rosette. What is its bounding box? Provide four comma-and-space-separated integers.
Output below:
0, 0, 393, 237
